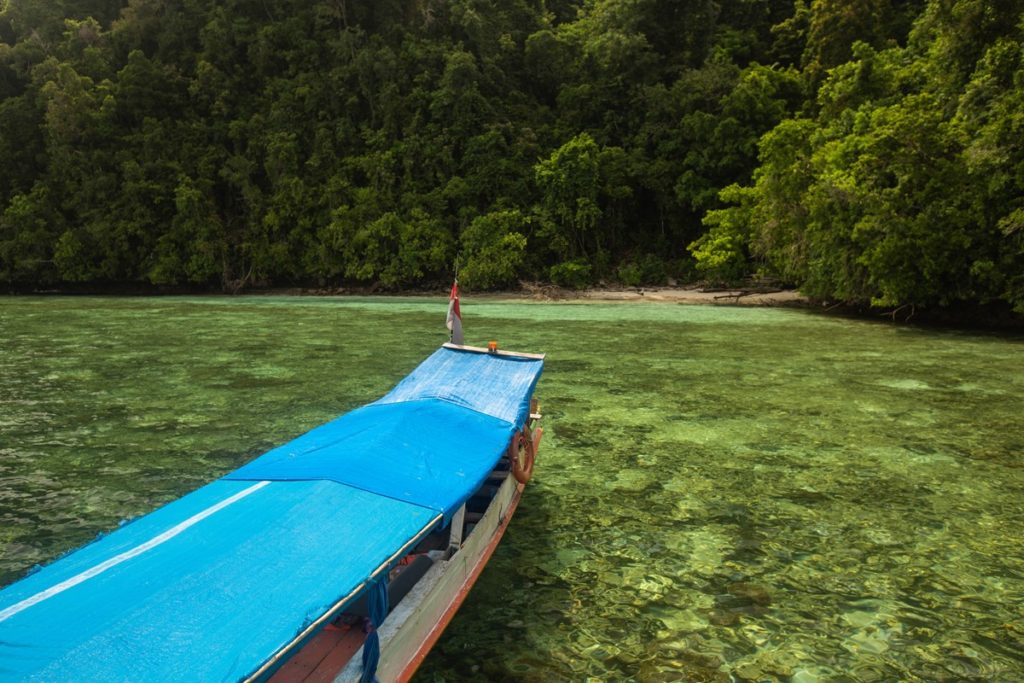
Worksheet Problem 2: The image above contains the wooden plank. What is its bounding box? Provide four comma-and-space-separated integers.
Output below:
304, 629, 365, 683
447, 504, 466, 556
442, 342, 545, 360
269, 630, 339, 682
269, 626, 364, 683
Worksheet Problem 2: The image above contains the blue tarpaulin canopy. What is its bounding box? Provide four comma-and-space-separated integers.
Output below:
0, 345, 543, 682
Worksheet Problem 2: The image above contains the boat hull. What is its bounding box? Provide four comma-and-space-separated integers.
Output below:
371, 471, 526, 682
272, 427, 543, 683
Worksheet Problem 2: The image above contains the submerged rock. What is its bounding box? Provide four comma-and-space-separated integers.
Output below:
727, 581, 773, 605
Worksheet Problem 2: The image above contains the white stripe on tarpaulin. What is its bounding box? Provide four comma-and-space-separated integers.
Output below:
0, 480, 271, 623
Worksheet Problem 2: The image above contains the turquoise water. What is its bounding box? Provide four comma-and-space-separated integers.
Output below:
1, 296, 1022, 681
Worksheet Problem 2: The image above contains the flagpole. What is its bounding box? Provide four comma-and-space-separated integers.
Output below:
446, 260, 463, 345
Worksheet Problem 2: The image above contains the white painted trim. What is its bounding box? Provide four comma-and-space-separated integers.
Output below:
442, 343, 545, 360
0, 481, 271, 623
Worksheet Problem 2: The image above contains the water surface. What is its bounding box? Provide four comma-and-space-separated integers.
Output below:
1, 296, 1022, 682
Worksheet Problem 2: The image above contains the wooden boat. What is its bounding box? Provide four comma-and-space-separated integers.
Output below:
0, 342, 544, 682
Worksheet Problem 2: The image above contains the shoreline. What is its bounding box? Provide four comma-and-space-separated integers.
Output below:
462, 286, 809, 306
573, 286, 807, 306
290, 284, 810, 307
7, 286, 1022, 329
3, 284, 810, 307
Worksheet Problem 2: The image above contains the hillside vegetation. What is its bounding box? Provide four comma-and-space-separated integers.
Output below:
1, 1, 1022, 312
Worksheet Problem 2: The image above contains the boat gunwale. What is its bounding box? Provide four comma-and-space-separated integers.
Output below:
351, 427, 544, 682
282, 426, 544, 682
395, 463, 532, 681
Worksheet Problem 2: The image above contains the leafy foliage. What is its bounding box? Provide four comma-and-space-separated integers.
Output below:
459, 209, 530, 290
695, 2, 1024, 313
0, 0, 1021, 317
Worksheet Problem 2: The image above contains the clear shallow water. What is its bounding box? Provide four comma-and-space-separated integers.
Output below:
1, 296, 1022, 682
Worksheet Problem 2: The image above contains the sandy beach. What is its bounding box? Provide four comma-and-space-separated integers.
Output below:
502, 284, 810, 306
291, 283, 811, 307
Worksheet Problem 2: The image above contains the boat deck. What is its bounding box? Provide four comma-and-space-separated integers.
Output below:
273, 621, 368, 683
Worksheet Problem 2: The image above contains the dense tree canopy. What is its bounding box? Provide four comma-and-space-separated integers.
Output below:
1, 0, 1021, 314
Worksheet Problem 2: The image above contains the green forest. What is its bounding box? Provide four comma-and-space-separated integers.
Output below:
1, 0, 1022, 312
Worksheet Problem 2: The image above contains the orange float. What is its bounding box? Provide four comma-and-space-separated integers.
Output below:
508, 426, 535, 484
